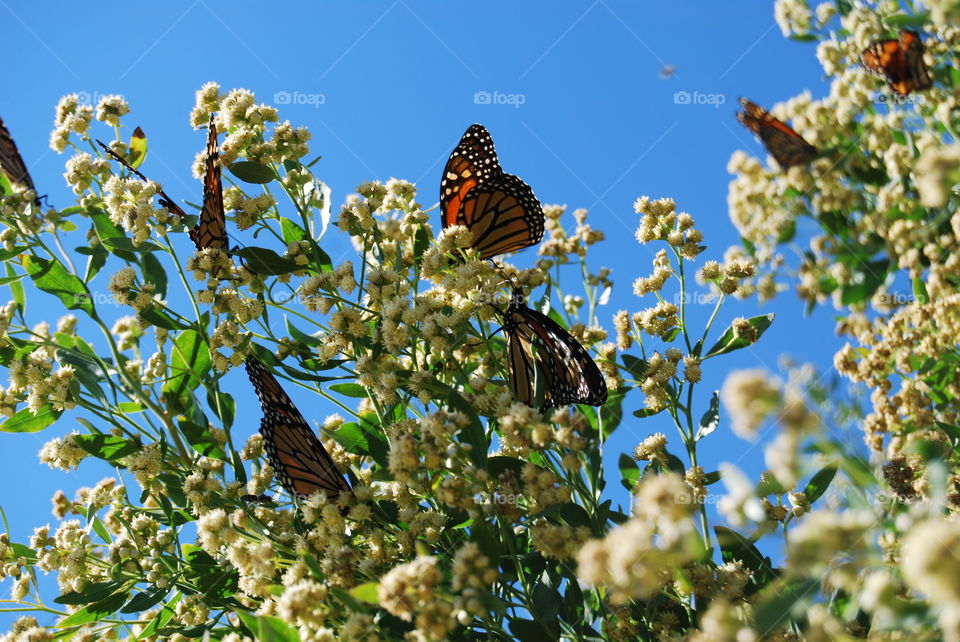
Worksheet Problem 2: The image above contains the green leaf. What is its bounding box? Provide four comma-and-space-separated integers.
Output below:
129, 126, 148, 169
350, 582, 380, 604
83, 243, 108, 281
286, 318, 321, 347
0, 405, 60, 433
207, 389, 236, 429
137, 594, 179, 639
256, 615, 301, 642
803, 464, 838, 504
6, 263, 24, 311
715, 526, 775, 589
487, 455, 524, 478
117, 402, 146, 413
619, 452, 640, 491
90, 210, 137, 262
141, 252, 168, 298
511, 618, 555, 642
840, 259, 890, 306
704, 314, 774, 358
55, 580, 125, 605
120, 585, 167, 614
754, 579, 820, 633
100, 236, 162, 254
58, 605, 100, 628
235, 246, 300, 275
885, 11, 929, 27
788, 33, 818, 42
559, 503, 591, 528
912, 277, 929, 305
332, 420, 389, 467
329, 382, 368, 398
696, 391, 720, 441
531, 583, 561, 622
280, 217, 307, 244
138, 305, 186, 331
22, 256, 93, 314
228, 161, 276, 184
632, 407, 662, 418
179, 417, 226, 459
74, 434, 139, 462
163, 330, 212, 401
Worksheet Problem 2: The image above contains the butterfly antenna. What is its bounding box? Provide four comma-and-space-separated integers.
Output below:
97, 139, 190, 220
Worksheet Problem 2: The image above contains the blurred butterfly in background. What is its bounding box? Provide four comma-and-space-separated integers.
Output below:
736, 98, 817, 169
245, 356, 352, 500
440, 124, 545, 260
0, 116, 40, 205
861, 29, 932, 97
499, 288, 607, 412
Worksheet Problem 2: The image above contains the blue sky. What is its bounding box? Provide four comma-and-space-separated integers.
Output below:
0, 0, 855, 624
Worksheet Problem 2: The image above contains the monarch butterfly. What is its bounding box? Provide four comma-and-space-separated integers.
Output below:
0, 116, 39, 204
500, 288, 607, 411
245, 356, 351, 500
736, 98, 817, 169
99, 117, 228, 252
440, 124, 545, 260
861, 29, 932, 97
190, 116, 229, 251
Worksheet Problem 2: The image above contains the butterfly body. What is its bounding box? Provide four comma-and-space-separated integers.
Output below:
500, 288, 607, 412
440, 124, 544, 260
192, 117, 229, 251
861, 29, 932, 97
736, 98, 817, 169
245, 356, 351, 500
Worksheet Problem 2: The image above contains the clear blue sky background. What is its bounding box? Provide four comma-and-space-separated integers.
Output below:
0, 0, 856, 626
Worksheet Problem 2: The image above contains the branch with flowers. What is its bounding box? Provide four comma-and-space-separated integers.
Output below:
0, 1, 959, 639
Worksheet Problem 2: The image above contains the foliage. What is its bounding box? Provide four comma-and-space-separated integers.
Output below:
0, 1, 959, 640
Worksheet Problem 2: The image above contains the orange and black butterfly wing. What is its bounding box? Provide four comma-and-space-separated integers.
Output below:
190, 117, 228, 251
503, 292, 607, 412
460, 173, 545, 260
440, 123, 502, 230
440, 124, 545, 259
861, 30, 931, 96
737, 98, 816, 168
899, 30, 932, 94
0, 116, 37, 201
245, 356, 351, 500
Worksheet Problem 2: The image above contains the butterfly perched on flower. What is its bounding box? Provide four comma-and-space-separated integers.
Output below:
440, 124, 545, 260
736, 98, 817, 169
99, 118, 230, 252
245, 356, 351, 500
861, 29, 932, 97
499, 288, 607, 412
0, 116, 39, 204
190, 115, 228, 251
